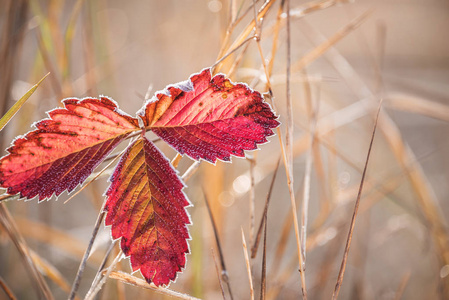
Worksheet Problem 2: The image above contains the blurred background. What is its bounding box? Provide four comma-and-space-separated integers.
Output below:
0, 0, 448, 299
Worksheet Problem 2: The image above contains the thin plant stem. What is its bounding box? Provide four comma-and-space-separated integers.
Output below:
251, 157, 280, 258
212, 35, 256, 73
108, 271, 201, 300
0, 276, 17, 300
248, 156, 256, 247
68, 210, 106, 300
300, 69, 318, 265
212, 249, 227, 300
292, 10, 373, 72
331, 99, 383, 300
260, 213, 268, 300
0, 204, 54, 300
394, 271, 411, 300
85, 252, 122, 300
286, 0, 307, 298
241, 229, 254, 300
86, 240, 117, 297
203, 192, 234, 300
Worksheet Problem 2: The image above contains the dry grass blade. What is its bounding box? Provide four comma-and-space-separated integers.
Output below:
0, 276, 17, 300
0, 0, 28, 150
203, 191, 234, 300
85, 240, 117, 299
233, 0, 263, 27
332, 100, 383, 300
0, 72, 49, 131
297, 13, 449, 293
28, 249, 74, 297
63, 0, 86, 81
266, 0, 285, 83
212, 248, 227, 300
215, 0, 275, 72
85, 252, 121, 300
227, 41, 251, 77
300, 69, 317, 265
249, 156, 256, 246
292, 10, 372, 72
212, 35, 256, 72
260, 213, 268, 300
14, 217, 103, 264
289, 0, 351, 18
266, 254, 298, 300
251, 157, 280, 258
108, 271, 201, 300
68, 211, 106, 300
385, 93, 449, 123
270, 209, 293, 278
241, 229, 254, 300
0, 204, 54, 300
394, 271, 411, 300
33, 19, 63, 99
285, 0, 307, 298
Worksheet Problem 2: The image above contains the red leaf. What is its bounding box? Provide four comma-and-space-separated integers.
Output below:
138, 68, 279, 163
0, 97, 139, 200
104, 137, 190, 286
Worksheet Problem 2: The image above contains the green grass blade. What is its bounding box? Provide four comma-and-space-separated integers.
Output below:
0, 72, 50, 131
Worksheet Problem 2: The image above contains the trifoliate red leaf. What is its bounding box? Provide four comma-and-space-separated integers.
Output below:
0, 97, 139, 200
138, 68, 279, 163
104, 136, 190, 286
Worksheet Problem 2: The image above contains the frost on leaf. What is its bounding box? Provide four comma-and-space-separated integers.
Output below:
0, 97, 139, 200
104, 136, 190, 286
138, 68, 280, 163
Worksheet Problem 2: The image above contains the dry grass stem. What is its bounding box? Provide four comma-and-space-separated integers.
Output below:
251, 157, 280, 258
0, 276, 17, 300
249, 156, 256, 247
203, 192, 234, 300
285, 0, 307, 297
68, 211, 106, 300
28, 249, 73, 296
14, 217, 104, 264
332, 99, 383, 300
86, 240, 117, 299
0, 204, 54, 300
241, 228, 255, 300
385, 93, 449, 123
85, 252, 121, 300
108, 271, 201, 300
260, 213, 268, 300
212, 248, 227, 300
394, 271, 412, 300
292, 10, 372, 72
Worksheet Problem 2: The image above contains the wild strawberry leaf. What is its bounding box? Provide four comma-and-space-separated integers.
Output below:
0, 97, 139, 200
104, 136, 190, 286
138, 68, 279, 163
